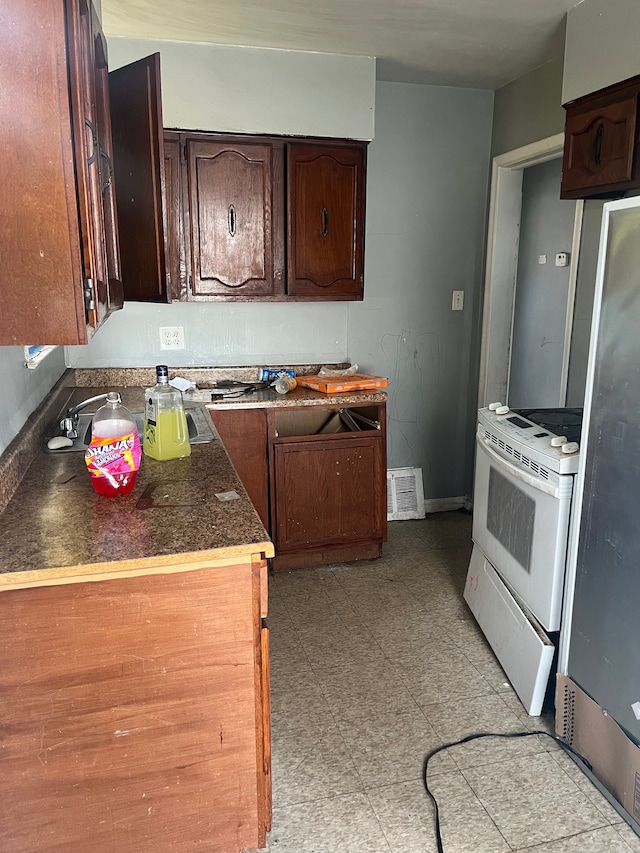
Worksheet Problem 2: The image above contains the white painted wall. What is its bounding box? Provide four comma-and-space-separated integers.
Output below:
66, 302, 348, 367
107, 37, 375, 140
347, 82, 493, 500
0, 347, 67, 456
563, 0, 640, 104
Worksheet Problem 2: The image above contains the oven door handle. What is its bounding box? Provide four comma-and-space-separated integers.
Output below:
477, 435, 560, 499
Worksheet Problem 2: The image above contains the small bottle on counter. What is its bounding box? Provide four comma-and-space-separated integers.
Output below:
143, 365, 191, 461
273, 375, 297, 394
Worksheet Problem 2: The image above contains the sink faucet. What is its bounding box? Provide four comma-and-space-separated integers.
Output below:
60, 392, 122, 439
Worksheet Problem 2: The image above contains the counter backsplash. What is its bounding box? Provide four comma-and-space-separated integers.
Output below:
73, 363, 350, 387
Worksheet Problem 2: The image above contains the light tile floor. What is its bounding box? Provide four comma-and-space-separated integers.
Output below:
262, 512, 640, 853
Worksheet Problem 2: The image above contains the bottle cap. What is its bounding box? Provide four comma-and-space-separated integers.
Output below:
156, 365, 169, 383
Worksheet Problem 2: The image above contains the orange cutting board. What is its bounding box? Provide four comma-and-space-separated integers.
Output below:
296, 374, 388, 393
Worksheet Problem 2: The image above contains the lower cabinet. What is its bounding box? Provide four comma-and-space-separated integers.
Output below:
269, 404, 386, 569
212, 402, 387, 570
0, 556, 271, 853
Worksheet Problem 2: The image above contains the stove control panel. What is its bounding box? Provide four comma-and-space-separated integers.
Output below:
480, 406, 580, 475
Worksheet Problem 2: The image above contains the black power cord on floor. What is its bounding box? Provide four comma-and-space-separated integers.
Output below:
422, 730, 592, 853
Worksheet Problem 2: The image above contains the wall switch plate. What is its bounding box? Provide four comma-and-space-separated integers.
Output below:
159, 326, 185, 350
538, 254, 547, 264
452, 290, 464, 311
555, 252, 570, 267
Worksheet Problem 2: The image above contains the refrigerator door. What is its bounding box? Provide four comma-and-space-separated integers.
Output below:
566, 196, 640, 743
465, 544, 554, 715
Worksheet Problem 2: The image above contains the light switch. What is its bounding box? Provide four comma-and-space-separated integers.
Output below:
452, 290, 464, 311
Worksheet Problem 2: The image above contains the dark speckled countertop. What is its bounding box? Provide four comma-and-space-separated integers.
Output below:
0, 367, 386, 590
0, 409, 273, 589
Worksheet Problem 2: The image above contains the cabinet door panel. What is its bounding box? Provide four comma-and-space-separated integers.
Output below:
0, 0, 86, 344
110, 53, 166, 301
273, 436, 384, 551
287, 143, 365, 300
187, 141, 283, 297
562, 95, 637, 196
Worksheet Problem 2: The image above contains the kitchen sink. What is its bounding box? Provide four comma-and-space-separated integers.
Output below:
47, 407, 214, 452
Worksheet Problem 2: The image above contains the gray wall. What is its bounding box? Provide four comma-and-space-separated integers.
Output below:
0, 347, 67, 456
564, 0, 640, 103
348, 81, 493, 499
509, 158, 576, 408
491, 57, 565, 157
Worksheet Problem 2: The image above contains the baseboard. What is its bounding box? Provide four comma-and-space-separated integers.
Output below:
423, 495, 471, 514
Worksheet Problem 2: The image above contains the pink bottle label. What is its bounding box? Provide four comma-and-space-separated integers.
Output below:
85, 431, 142, 480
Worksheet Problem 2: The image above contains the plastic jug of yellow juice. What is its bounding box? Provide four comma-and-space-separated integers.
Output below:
143, 365, 191, 460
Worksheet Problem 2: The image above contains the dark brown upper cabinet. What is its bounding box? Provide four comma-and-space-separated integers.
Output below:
287, 142, 366, 300
561, 75, 640, 199
0, 0, 123, 346
109, 54, 167, 302
185, 138, 285, 299
164, 133, 367, 303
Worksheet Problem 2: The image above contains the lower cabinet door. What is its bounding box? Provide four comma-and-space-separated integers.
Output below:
273, 435, 384, 551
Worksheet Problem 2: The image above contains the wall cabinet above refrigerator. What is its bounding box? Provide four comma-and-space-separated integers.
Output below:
561, 74, 640, 200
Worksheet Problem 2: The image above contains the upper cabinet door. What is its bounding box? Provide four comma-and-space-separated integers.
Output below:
186, 139, 285, 298
561, 76, 640, 200
67, 0, 123, 332
0, 0, 85, 345
287, 143, 366, 300
109, 53, 167, 301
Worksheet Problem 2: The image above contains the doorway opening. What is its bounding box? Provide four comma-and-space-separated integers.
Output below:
477, 134, 583, 409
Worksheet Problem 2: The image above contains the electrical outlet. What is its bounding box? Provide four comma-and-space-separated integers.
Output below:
159, 326, 185, 350
452, 290, 464, 311
555, 252, 570, 267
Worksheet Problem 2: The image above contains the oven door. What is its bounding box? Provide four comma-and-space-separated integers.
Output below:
472, 434, 572, 631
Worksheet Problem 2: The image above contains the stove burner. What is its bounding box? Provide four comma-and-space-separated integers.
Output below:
512, 407, 583, 446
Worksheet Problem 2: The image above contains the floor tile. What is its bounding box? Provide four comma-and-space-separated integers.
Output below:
336, 704, 454, 788
271, 722, 364, 806
270, 792, 393, 853
422, 693, 548, 770
615, 822, 640, 852
462, 751, 608, 848
548, 746, 629, 826
515, 824, 636, 851
369, 772, 511, 853
397, 646, 496, 706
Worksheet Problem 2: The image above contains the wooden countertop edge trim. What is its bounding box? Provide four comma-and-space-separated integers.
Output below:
0, 541, 275, 591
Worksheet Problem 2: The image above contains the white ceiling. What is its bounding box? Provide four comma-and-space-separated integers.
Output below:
102, 0, 580, 90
